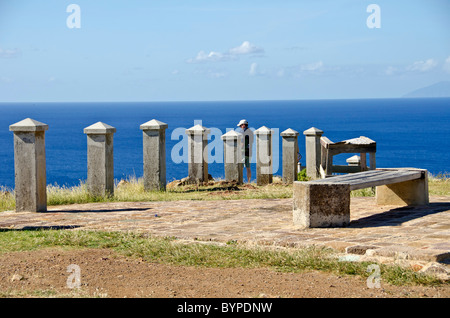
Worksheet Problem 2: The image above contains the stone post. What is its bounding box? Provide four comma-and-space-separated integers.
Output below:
346, 155, 361, 167
254, 126, 273, 186
9, 118, 48, 212
140, 119, 168, 191
83, 122, 116, 196
185, 124, 210, 183
221, 130, 243, 184
281, 128, 299, 184
303, 127, 323, 180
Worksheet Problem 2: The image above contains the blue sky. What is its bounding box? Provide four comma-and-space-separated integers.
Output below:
0, 0, 449, 102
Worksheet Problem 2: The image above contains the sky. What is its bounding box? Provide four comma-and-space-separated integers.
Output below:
0, 0, 449, 102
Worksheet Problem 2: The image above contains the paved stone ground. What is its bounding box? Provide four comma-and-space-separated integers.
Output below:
1, 195, 449, 277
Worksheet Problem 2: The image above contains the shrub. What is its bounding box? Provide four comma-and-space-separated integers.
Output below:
297, 168, 309, 181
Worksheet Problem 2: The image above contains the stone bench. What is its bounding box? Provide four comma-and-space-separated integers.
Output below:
293, 168, 429, 228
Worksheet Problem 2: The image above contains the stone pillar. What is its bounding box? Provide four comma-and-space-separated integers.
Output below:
221, 130, 243, 184
346, 155, 361, 167
83, 122, 116, 196
254, 126, 273, 186
140, 119, 168, 191
9, 118, 49, 212
185, 124, 210, 183
281, 128, 299, 184
303, 127, 323, 180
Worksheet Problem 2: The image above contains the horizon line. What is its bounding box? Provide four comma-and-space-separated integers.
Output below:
1, 96, 449, 104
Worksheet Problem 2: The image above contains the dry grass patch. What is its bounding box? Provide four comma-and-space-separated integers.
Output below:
0, 172, 448, 212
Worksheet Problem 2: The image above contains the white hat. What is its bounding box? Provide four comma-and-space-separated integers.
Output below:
237, 119, 248, 126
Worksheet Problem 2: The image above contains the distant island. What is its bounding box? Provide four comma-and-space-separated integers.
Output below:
403, 81, 450, 98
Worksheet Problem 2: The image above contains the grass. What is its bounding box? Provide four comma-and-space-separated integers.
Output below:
0, 186, 15, 212
0, 229, 446, 287
0, 286, 106, 298
0, 174, 448, 295
428, 172, 450, 196
0, 175, 293, 212
0, 172, 448, 212
350, 172, 450, 197
351, 187, 376, 197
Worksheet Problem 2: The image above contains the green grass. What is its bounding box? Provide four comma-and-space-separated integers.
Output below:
0, 229, 446, 287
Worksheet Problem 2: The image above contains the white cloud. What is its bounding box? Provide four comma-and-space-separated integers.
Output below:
249, 63, 257, 76
281, 61, 324, 77
229, 41, 264, 55
268, 61, 327, 79
193, 68, 228, 79
187, 41, 264, 64
0, 48, 21, 58
186, 50, 235, 63
385, 58, 442, 76
406, 59, 437, 72
208, 71, 227, 79
276, 69, 285, 77
299, 61, 324, 72
444, 56, 450, 73
249, 62, 265, 76
384, 66, 397, 76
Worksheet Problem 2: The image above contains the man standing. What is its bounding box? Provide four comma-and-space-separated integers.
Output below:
237, 119, 254, 183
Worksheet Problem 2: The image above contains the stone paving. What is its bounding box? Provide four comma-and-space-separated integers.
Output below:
1, 195, 449, 276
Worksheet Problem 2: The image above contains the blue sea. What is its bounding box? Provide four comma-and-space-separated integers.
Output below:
1, 98, 449, 189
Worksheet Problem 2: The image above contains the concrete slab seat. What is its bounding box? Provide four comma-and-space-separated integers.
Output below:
293, 168, 429, 228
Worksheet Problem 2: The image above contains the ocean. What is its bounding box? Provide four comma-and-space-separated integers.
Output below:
1, 98, 449, 189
